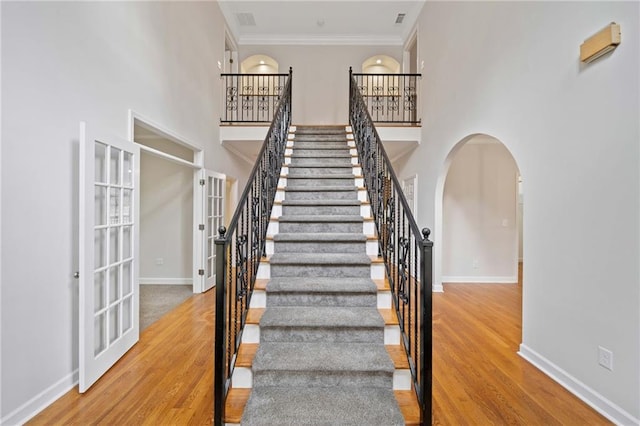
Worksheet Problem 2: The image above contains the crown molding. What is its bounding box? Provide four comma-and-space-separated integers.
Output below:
238, 34, 404, 46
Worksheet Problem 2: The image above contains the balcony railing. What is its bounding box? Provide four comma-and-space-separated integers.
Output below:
214, 69, 292, 425
350, 68, 421, 124
350, 70, 433, 425
221, 70, 291, 123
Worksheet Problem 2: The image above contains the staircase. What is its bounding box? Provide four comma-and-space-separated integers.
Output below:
236, 126, 406, 425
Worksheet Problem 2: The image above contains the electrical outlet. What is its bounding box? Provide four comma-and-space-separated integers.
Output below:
155, 257, 164, 266
472, 259, 479, 269
598, 346, 613, 371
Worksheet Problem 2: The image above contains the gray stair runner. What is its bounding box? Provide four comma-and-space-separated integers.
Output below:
241, 126, 403, 425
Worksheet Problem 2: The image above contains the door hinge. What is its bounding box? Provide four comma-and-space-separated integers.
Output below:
198, 269, 205, 276
200, 179, 205, 186
199, 224, 205, 231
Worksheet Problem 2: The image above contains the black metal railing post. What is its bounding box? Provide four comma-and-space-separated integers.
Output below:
349, 70, 432, 424
213, 69, 292, 425
213, 226, 227, 426
420, 228, 433, 425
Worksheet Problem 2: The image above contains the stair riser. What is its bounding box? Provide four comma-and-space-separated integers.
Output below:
285, 190, 357, 201
286, 167, 353, 176
278, 222, 363, 233
270, 264, 371, 278
291, 157, 352, 166
274, 241, 365, 254
286, 178, 354, 187
260, 327, 383, 343
253, 371, 393, 388
267, 293, 376, 307
282, 205, 360, 215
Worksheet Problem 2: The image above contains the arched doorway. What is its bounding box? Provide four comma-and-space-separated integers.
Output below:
241, 54, 279, 74
434, 134, 522, 290
361, 55, 400, 74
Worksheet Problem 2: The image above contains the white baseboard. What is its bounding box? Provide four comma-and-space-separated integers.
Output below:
442, 275, 517, 284
139, 277, 192, 285
432, 284, 444, 293
1, 369, 78, 426
519, 344, 639, 426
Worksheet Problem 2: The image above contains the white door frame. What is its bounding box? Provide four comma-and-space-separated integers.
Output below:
127, 110, 205, 293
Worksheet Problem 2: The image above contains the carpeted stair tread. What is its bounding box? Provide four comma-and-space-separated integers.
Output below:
260, 306, 384, 328
269, 252, 371, 265
291, 144, 350, 149
286, 174, 355, 179
285, 185, 356, 191
252, 342, 394, 374
241, 387, 404, 426
267, 277, 376, 293
278, 215, 363, 223
281, 199, 361, 206
274, 233, 366, 242
291, 152, 351, 158
287, 164, 353, 169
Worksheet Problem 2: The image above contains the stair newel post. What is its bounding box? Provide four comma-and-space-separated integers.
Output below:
420, 227, 433, 425
214, 226, 228, 426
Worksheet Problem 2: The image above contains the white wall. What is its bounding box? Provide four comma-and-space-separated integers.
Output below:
396, 1, 639, 422
0, 2, 250, 422
240, 45, 402, 124
140, 152, 193, 284
442, 138, 518, 282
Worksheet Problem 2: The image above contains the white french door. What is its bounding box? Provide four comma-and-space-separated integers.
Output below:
79, 122, 140, 392
203, 170, 226, 292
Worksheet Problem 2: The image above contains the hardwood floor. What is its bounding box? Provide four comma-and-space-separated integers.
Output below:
29, 278, 609, 425
432, 282, 609, 425
28, 291, 216, 425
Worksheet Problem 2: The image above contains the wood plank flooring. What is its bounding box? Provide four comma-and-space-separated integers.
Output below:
432, 282, 609, 425
29, 278, 610, 425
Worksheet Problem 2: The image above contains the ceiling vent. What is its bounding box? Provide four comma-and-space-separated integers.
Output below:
395, 13, 406, 24
236, 13, 256, 26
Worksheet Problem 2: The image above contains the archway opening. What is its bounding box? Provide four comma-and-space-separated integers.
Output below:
361, 55, 400, 74
241, 54, 279, 74
441, 135, 521, 285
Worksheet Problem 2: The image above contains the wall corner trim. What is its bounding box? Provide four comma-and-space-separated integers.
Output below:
1, 369, 78, 425
518, 344, 639, 426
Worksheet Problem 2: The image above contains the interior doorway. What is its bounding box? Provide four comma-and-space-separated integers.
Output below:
128, 112, 207, 332
403, 31, 418, 74
440, 135, 521, 284
434, 134, 522, 291
224, 31, 238, 74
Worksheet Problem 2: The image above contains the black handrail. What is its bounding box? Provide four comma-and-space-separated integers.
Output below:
221, 72, 290, 123
351, 71, 421, 124
214, 68, 292, 426
349, 67, 433, 424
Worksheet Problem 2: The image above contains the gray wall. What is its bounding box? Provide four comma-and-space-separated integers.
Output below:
394, 1, 639, 422
0, 2, 249, 422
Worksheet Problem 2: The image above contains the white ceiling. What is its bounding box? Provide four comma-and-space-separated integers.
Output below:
218, 1, 425, 46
